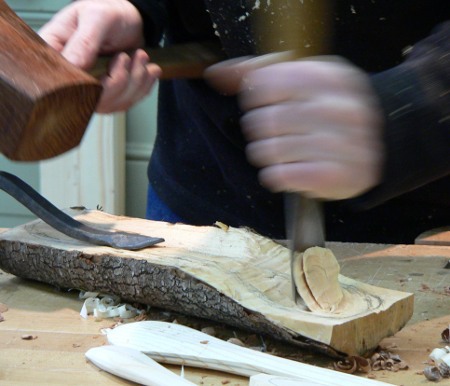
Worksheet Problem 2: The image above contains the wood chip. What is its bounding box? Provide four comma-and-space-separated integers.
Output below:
227, 337, 246, 347
21, 334, 37, 340
302, 247, 344, 312
424, 366, 442, 381
201, 326, 216, 336
292, 247, 344, 313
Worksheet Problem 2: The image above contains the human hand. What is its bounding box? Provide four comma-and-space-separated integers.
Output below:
39, 0, 161, 113
206, 55, 385, 200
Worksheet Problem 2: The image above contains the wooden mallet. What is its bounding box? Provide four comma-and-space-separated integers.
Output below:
0, 1, 223, 161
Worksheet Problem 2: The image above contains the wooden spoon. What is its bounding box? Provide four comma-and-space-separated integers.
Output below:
85, 345, 195, 386
105, 321, 394, 386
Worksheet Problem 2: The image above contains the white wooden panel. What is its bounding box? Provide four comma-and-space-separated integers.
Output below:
39, 114, 126, 215
125, 87, 159, 218
125, 160, 149, 219
0, 158, 39, 227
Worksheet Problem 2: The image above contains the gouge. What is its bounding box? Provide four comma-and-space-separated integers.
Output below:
252, 0, 333, 303
0, 171, 164, 249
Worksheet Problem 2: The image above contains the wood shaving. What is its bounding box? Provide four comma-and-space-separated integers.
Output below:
424, 366, 443, 382
79, 292, 143, 320
423, 344, 450, 381
334, 350, 408, 375
214, 221, 229, 231
370, 351, 408, 372
440, 362, 450, 377
333, 356, 370, 374
134, 311, 150, 322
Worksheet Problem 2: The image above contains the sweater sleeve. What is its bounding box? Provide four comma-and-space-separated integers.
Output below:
349, 21, 450, 210
127, 0, 168, 46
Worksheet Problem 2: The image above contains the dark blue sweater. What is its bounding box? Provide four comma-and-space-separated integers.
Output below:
130, 0, 450, 243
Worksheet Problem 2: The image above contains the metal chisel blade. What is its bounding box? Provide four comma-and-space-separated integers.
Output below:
284, 192, 325, 303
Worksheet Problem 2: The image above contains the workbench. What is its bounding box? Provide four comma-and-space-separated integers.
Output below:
1, 240, 449, 385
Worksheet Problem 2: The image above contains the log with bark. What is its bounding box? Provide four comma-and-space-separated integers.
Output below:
0, 208, 413, 357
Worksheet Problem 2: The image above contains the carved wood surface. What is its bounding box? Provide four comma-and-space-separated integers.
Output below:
0, 209, 414, 357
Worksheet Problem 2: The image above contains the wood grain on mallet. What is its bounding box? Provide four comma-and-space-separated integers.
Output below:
0, 0, 102, 161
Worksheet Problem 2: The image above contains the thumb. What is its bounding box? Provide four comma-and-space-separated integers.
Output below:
61, 14, 109, 70
204, 51, 297, 95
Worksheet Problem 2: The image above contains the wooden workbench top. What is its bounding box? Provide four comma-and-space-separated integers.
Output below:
1, 241, 449, 385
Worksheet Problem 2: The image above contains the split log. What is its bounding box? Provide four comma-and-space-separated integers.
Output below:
0, 208, 413, 357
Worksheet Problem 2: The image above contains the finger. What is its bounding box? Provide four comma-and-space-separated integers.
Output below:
109, 50, 160, 111
39, 8, 77, 52
204, 56, 252, 95
257, 161, 378, 199
246, 135, 311, 167
39, 27, 69, 53
62, 12, 110, 69
240, 101, 319, 141
257, 161, 349, 198
240, 60, 369, 111
205, 51, 296, 95
96, 50, 160, 113
245, 132, 371, 169
240, 103, 306, 141
241, 96, 379, 142
96, 52, 132, 113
